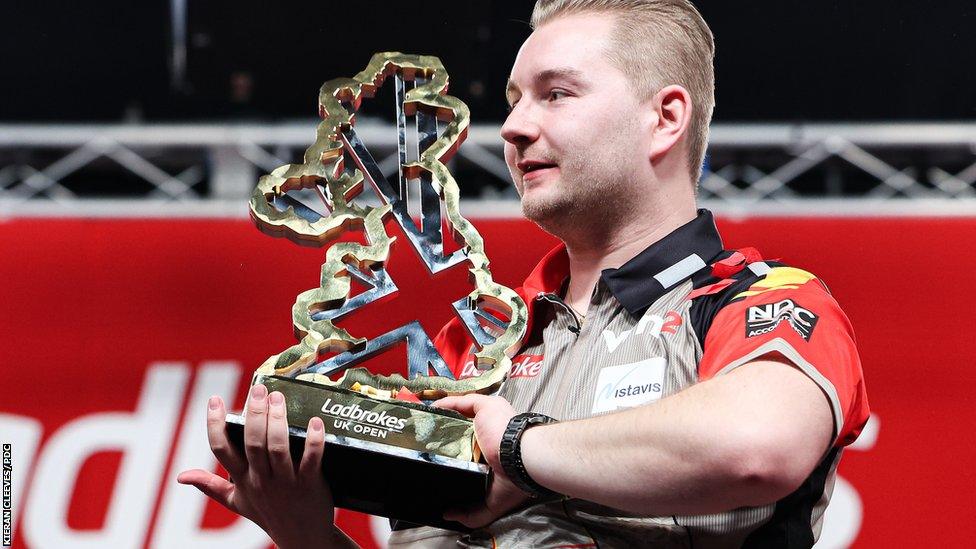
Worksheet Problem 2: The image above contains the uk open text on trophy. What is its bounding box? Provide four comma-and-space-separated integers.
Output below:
224, 52, 528, 530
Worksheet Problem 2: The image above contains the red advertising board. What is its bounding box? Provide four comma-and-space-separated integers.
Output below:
1, 215, 974, 547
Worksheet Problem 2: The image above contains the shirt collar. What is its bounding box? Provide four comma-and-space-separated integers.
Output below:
518, 209, 724, 314
520, 242, 570, 299
600, 209, 725, 316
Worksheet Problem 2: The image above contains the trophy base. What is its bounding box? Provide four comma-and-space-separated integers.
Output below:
224, 375, 490, 531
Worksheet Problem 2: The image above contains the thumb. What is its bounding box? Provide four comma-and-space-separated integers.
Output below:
177, 469, 239, 513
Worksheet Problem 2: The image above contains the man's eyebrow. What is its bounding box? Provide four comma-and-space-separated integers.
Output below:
505, 68, 587, 103
535, 68, 586, 85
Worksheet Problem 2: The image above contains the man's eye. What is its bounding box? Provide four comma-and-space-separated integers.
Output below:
547, 89, 568, 101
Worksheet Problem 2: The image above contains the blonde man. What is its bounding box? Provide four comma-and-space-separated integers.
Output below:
181, 1, 869, 547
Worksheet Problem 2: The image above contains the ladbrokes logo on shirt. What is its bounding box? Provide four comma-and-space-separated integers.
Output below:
745, 299, 819, 341
459, 354, 544, 379
509, 355, 544, 378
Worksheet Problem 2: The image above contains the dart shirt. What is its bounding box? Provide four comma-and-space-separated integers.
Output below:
389, 209, 870, 549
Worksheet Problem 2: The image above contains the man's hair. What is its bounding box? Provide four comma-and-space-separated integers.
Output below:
531, 0, 715, 183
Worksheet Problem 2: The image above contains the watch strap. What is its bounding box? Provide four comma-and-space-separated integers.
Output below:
498, 412, 560, 498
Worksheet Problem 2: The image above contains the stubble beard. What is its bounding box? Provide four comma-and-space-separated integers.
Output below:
520, 141, 642, 242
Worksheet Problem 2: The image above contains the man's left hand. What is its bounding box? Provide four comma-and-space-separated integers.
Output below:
434, 394, 532, 528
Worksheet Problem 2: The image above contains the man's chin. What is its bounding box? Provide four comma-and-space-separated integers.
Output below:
520, 196, 573, 228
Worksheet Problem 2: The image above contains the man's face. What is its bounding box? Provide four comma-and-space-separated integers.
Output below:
502, 13, 652, 230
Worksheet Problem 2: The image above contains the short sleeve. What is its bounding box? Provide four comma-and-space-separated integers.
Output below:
698, 267, 870, 447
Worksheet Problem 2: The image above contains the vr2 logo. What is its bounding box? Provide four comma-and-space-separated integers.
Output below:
745, 299, 819, 341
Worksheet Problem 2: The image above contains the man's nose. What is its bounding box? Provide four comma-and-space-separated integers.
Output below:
500, 102, 540, 146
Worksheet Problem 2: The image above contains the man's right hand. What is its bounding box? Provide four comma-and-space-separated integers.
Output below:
177, 384, 357, 549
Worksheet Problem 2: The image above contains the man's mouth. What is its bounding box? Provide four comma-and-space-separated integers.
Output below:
517, 160, 558, 176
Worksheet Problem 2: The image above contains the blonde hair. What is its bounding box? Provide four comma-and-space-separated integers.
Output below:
531, 0, 715, 183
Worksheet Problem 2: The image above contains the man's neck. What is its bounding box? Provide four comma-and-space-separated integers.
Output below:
562, 204, 696, 314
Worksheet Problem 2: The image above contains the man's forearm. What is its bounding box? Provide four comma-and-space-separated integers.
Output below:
519, 360, 834, 516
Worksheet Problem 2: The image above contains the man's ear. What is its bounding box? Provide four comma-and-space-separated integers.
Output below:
648, 84, 692, 162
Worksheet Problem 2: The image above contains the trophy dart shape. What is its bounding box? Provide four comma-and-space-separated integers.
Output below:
224, 52, 528, 530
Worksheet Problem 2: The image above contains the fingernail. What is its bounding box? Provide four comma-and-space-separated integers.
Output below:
250, 384, 267, 401
310, 417, 324, 432
208, 396, 219, 410
269, 391, 283, 406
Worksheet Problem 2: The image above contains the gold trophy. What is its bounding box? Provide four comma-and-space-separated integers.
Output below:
225, 53, 527, 529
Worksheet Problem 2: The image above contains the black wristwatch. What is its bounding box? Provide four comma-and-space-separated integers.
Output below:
498, 412, 560, 498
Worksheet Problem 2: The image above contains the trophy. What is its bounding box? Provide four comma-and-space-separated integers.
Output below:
225, 52, 527, 530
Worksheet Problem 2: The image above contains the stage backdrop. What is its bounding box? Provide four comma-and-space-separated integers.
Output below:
2, 214, 973, 548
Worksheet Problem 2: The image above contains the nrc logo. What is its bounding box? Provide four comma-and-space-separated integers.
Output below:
745, 299, 819, 341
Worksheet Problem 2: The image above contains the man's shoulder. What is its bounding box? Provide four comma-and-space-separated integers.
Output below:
688, 249, 838, 345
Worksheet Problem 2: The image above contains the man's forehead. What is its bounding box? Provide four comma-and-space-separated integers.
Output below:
507, 13, 616, 88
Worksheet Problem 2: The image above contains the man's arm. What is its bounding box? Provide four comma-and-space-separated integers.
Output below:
437, 357, 833, 526
522, 357, 833, 514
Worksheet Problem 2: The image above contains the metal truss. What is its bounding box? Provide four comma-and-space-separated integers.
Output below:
1, 121, 975, 217
703, 124, 976, 203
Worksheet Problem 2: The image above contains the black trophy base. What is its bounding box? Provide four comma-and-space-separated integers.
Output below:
225, 413, 489, 531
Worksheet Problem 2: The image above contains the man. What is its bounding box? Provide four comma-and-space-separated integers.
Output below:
178, 1, 869, 547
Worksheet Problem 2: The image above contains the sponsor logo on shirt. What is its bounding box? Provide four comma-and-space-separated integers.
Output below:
613, 381, 662, 399
591, 357, 667, 414
509, 355, 545, 378
745, 299, 819, 341
459, 354, 544, 379
601, 311, 682, 354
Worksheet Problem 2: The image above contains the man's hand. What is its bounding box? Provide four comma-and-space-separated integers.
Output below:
434, 394, 533, 528
177, 384, 352, 549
